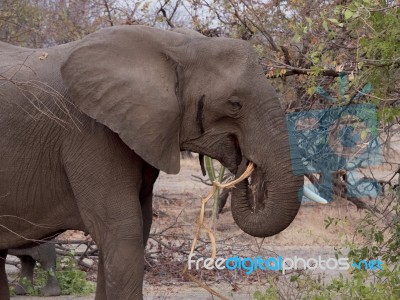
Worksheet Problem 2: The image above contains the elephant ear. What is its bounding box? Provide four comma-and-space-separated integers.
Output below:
61, 26, 186, 174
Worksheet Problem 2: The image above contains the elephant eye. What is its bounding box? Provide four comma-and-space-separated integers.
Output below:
228, 99, 243, 110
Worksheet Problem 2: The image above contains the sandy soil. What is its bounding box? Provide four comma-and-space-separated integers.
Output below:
8, 142, 400, 299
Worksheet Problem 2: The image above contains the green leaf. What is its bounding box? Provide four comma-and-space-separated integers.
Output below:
217, 165, 225, 183
360, 129, 369, 140
323, 20, 329, 31
306, 17, 312, 27
344, 9, 355, 20
328, 18, 339, 24
204, 156, 216, 182
293, 33, 302, 42
306, 86, 317, 95
328, 18, 344, 27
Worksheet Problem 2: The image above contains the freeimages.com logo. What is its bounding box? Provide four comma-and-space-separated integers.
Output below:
188, 254, 384, 275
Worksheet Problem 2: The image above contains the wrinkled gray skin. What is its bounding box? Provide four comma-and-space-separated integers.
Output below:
8, 243, 60, 296
0, 26, 303, 299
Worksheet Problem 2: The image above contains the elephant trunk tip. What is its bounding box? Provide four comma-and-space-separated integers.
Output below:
230, 158, 303, 238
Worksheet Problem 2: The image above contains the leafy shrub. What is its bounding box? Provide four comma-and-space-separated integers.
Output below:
10, 251, 95, 296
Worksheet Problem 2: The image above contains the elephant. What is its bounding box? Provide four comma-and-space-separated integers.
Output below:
0, 25, 304, 299
8, 242, 60, 296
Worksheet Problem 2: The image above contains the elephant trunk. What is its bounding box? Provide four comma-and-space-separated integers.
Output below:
230, 116, 303, 237
231, 160, 302, 237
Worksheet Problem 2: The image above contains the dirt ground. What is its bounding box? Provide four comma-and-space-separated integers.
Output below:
8, 148, 400, 299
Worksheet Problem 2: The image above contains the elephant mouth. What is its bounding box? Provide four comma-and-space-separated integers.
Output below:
190, 132, 304, 238
198, 134, 243, 176
234, 157, 265, 212
231, 134, 244, 173
218, 134, 244, 175
221, 133, 267, 212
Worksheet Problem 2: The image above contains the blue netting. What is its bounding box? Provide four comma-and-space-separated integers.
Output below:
286, 104, 382, 202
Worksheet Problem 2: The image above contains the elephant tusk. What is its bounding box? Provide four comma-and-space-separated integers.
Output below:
199, 154, 206, 176
303, 186, 329, 204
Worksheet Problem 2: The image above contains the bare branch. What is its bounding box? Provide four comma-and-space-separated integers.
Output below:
158, 0, 180, 28
103, 0, 114, 26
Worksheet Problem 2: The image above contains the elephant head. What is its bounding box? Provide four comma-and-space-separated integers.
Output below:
61, 25, 303, 238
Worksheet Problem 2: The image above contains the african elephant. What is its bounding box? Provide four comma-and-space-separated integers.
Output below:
0, 25, 303, 299
8, 242, 60, 296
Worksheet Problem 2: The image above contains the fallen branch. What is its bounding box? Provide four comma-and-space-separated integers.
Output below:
182, 163, 255, 300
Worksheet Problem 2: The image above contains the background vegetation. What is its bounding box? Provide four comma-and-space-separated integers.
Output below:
1, 0, 399, 299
